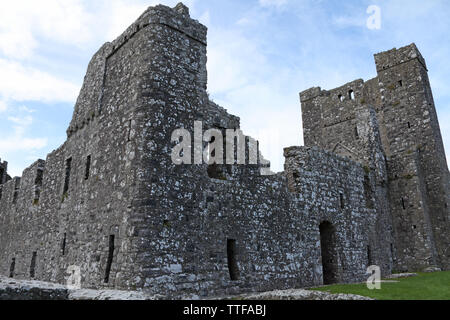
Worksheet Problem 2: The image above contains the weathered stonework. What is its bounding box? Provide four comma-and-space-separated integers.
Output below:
0, 3, 448, 299
301, 43, 450, 272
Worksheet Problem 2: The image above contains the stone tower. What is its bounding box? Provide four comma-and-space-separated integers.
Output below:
374, 44, 449, 270
301, 43, 450, 272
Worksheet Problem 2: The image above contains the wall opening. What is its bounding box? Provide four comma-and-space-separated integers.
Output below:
63, 157, 72, 195
407, 122, 411, 129
227, 239, 239, 281
390, 243, 395, 261
338, 94, 344, 102
34, 169, 43, 203
0, 167, 4, 182
127, 120, 132, 142
355, 126, 359, 139
367, 245, 373, 266
9, 258, 15, 278
401, 198, 406, 210
84, 155, 91, 180
319, 221, 338, 285
398, 80, 403, 87
339, 193, 345, 209
30, 252, 37, 278
349, 90, 355, 100
104, 235, 115, 283
61, 233, 67, 256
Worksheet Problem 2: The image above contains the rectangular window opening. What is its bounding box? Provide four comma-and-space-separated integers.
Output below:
84, 155, 91, 180
30, 252, 37, 278
62, 233, 67, 256
367, 245, 373, 266
227, 239, 239, 281
34, 169, 44, 202
63, 157, 72, 195
340, 193, 345, 209
104, 235, 115, 283
401, 198, 406, 210
9, 258, 15, 278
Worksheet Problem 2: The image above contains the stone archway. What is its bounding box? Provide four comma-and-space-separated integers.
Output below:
319, 221, 338, 285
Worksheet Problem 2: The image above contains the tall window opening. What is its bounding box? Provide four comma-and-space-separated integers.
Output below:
84, 155, 91, 180
30, 252, 37, 278
104, 235, 115, 283
61, 233, 67, 256
34, 169, 43, 203
9, 258, 15, 278
227, 239, 239, 281
63, 157, 72, 195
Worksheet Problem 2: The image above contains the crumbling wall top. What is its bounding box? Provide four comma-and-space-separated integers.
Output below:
374, 43, 427, 72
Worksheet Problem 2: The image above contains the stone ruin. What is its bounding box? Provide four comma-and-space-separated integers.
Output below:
0, 3, 448, 299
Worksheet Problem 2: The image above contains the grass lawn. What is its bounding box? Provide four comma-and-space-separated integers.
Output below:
310, 271, 450, 300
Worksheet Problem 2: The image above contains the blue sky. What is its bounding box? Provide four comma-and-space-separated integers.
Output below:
1, 0, 449, 176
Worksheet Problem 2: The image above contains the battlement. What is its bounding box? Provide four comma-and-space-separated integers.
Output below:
374, 43, 427, 72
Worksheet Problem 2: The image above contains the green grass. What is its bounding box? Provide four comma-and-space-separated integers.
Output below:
310, 271, 450, 300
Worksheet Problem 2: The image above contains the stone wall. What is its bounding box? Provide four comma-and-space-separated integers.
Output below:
0, 3, 448, 299
300, 43, 449, 272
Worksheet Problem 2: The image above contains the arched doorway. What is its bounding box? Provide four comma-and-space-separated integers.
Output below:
319, 221, 338, 285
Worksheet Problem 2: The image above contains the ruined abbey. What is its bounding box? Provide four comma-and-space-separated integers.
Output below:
0, 3, 448, 299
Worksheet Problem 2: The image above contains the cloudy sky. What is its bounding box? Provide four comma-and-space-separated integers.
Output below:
1, 0, 449, 176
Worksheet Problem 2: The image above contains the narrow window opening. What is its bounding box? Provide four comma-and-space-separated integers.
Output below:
407, 122, 411, 129
349, 90, 355, 100
34, 169, 43, 203
63, 157, 72, 195
390, 243, 394, 259
339, 193, 345, 209
338, 94, 344, 102
398, 80, 403, 87
84, 155, 91, 180
401, 198, 406, 210
104, 235, 115, 283
61, 233, 67, 256
127, 120, 132, 142
413, 225, 417, 230
30, 252, 37, 278
227, 239, 239, 281
367, 245, 373, 266
355, 126, 359, 139
9, 258, 15, 278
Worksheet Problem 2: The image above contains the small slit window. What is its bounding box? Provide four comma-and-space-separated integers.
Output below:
84, 155, 91, 180
338, 95, 344, 102
63, 157, 72, 195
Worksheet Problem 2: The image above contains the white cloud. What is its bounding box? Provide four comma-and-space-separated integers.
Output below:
0, 115, 48, 153
0, 58, 80, 103
0, 0, 93, 59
